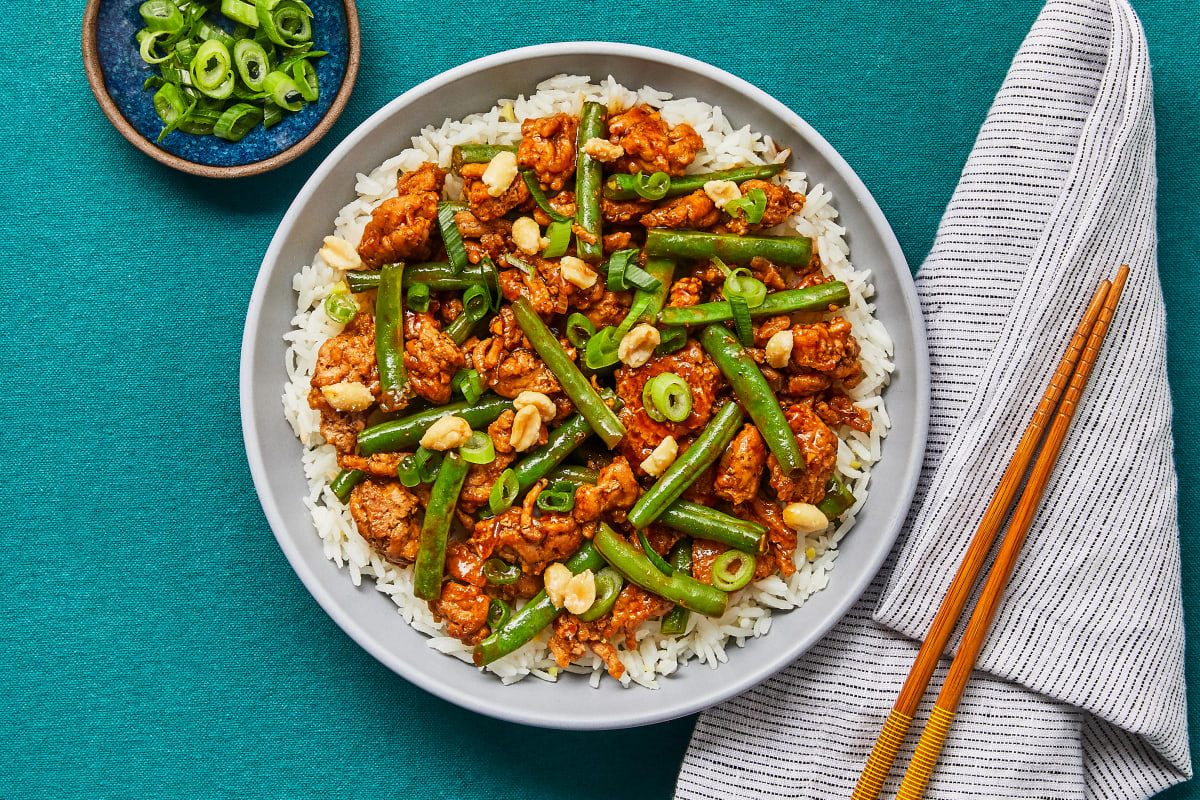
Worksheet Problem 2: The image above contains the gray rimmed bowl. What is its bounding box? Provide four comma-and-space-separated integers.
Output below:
240, 42, 929, 730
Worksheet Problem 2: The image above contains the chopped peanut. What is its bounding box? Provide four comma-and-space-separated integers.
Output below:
640, 435, 678, 477
783, 502, 829, 535
563, 569, 597, 614
765, 329, 794, 368
514, 390, 556, 422
583, 137, 624, 162
320, 381, 374, 412
543, 562, 573, 609
318, 235, 362, 270
482, 150, 519, 197
500, 102, 517, 123
703, 180, 741, 210
560, 255, 597, 289
419, 415, 472, 450
618, 323, 661, 368
509, 404, 542, 451
511, 216, 545, 255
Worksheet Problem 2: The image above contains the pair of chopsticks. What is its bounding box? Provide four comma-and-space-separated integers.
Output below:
851, 265, 1130, 800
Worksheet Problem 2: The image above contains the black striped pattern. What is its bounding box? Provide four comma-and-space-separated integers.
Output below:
676, 1, 1189, 797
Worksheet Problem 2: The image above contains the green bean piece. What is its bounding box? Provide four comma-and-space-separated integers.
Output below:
817, 474, 857, 519
375, 263, 408, 412
633, 257, 675, 324
451, 143, 517, 174
645, 228, 814, 267
443, 310, 481, 347
511, 298, 626, 448
357, 395, 513, 455
343, 262, 477, 294
553, 466, 767, 553
699, 324, 806, 476
329, 468, 364, 502
602, 164, 785, 200
627, 401, 744, 529
594, 524, 727, 617
472, 540, 607, 666
658, 281, 850, 327
577, 567, 624, 622
513, 413, 593, 494
413, 452, 470, 600
658, 539, 693, 635
574, 101, 606, 263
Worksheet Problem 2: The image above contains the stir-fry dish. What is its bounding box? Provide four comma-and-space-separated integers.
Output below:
284, 77, 891, 687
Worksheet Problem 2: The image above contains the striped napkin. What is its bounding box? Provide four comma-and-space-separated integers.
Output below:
675, 1, 1190, 798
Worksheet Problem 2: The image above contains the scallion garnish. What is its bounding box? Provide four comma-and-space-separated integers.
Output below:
632, 171, 670, 201
459, 431, 497, 465
725, 187, 768, 225
407, 282, 431, 313
542, 219, 572, 258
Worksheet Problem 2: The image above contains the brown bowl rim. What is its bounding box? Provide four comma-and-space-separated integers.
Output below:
81, 0, 360, 179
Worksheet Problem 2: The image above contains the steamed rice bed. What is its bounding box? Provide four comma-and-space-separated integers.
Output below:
282, 75, 893, 688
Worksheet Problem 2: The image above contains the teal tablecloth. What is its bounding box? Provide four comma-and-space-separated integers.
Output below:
3, 2, 1197, 797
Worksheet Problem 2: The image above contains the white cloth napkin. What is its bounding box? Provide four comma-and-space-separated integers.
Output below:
675, 1, 1190, 797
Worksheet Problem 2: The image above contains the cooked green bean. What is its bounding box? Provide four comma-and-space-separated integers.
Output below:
645, 229, 813, 266
577, 567, 624, 622
511, 297, 625, 448
553, 466, 767, 553
658, 539, 693, 634
574, 101, 606, 263
344, 262, 478, 294
375, 263, 408, 412
451, 143, 517, 174
658, 282, 850, 327
472, 540, 607, 666
817, 474, 857, 519
413, 452, 470, 600
357, 395, 513, 455
603, 164, 784, 200
329, 468, 364, 502
700, 324, 805, 475
626, 401, 744, 528
513, 413, 592, 494
594, 524, 727, 617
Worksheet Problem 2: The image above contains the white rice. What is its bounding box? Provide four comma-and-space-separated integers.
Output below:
281, 75, 894, 688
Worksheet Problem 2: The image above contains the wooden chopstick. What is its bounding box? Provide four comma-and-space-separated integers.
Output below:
894, 265, 1129, 800
850, 276, 1114, 800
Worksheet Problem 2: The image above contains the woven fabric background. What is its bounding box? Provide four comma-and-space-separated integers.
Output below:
0, 1, 1195, 798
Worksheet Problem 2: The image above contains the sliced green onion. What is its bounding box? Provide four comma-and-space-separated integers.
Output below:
535, 480, 576, 513
725, 188, 768, 225
641, 382, 666, 422
584, 326, 622, 370
221, 0, 259, 27
483, 558, 521, 585
616, 295, 653, 340
605, 249, 638, 291
461, 284, 490, 320
565, 312, 596, 350
399, 447, 442, 487
711, 549, 756, 591
624, 264, 663, 293
290, 58, 318, 101
521, 169, 571, 223
730, 295, 753, 346
323, 291, 358, 324
138, 29, 174, 64
173, 37, 199, 63
638, 529, 675, 577
646, 372, 692, 423
543, 220, 572, 258
476, 257, 502, 312
459, 431, 496, 465
577, 567, 624, 622
406, 282, 431, 313
262, 99, 283, 128
722, 268, 768, 308
817, 474, 857, 519
437, 202, 469, 274
452, 368, 484, 405
194, 19, 235, 47
190, 39, 234, 99
504, 253, 533, 274
262, 69, 304, 111
140, 0, 185, 33
213, 102, 262, 141
489, 468, 519, 515
231, 39, 269, 90
152, 82, 192, 141
632, 171, 670, 201
655, 326, 688, 354
255, 0, 313, 46
487, 597, 513, 627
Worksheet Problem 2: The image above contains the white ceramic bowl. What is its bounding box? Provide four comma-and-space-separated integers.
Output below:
241, 42, 929, 730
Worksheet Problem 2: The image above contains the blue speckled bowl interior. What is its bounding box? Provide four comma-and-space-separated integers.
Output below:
94, 0, 348, 167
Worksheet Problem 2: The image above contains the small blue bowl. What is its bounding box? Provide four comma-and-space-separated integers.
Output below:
82, 0, 359, 178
